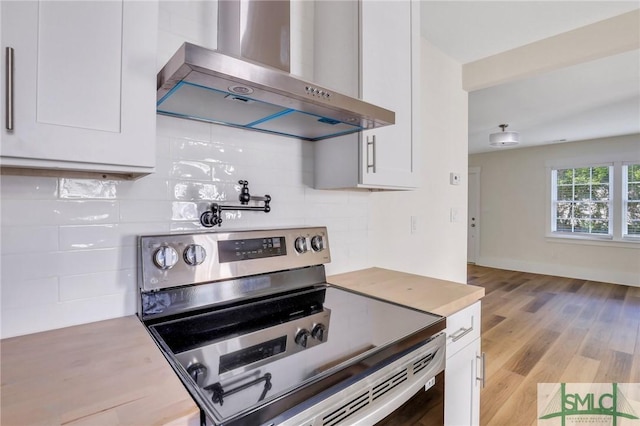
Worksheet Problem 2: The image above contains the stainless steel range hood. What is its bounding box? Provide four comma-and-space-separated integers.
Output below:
156, 1, 394, 142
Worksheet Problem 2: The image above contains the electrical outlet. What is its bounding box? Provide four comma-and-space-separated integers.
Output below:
411, 216, 418, 234
450, 172, 461, 185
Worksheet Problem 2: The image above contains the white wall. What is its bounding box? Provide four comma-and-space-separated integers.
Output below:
0, 3, 469, 338
469, 134, 640, 286
370, 38, 469, 284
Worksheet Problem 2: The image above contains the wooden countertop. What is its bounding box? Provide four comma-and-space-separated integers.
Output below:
0, 316, 200, 426
1, 268, 481, 425
327, 267, 484, 317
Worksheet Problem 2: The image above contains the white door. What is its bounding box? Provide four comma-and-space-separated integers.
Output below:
468, 168, 481, 263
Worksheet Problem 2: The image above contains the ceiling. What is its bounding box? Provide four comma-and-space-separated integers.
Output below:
420, 1, 640, 154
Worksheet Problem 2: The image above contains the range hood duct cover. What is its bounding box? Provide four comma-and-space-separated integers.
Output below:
156, 2, 395, 142
217, 0, 291, 73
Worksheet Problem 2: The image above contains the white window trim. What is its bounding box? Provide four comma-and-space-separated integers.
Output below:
550, 163, 613, 236
546, 235, 640, 249
623, 161, 640, 239
546, 160, 640, 248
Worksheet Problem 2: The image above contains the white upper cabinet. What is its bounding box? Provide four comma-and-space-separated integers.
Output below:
1, 1, 158, 179
314, 0, 420, 190
359, 0, 418, 189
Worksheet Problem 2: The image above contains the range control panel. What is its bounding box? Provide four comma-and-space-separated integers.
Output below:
218, 236, 287, 263
139, 227, 330, 292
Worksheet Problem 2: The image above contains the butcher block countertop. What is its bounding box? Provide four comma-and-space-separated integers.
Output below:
1, 268, 481, 426
0, 316, 199, 426
327, 267, 484, 317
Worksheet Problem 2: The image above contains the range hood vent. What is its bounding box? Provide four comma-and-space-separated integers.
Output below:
156, 2, 394, 141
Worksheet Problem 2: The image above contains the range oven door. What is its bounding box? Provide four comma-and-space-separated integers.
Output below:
377, 371, 445, 426
269, 331, 446, 426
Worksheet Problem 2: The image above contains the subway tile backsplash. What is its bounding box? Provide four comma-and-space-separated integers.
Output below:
1, 2, 372, 338
0, 115, 373, 338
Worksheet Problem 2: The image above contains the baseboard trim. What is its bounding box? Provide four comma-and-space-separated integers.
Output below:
476, 257, 640, 287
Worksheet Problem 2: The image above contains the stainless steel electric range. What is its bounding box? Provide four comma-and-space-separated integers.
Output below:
138, 227, 445, 425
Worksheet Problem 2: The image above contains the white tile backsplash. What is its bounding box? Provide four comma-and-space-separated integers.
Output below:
59, 269, 135, 302
2, 199, 120, 226
59, 179, 119, 199
173, 181, 223, 201
169, 160, 213, 180
0, 113, 373, 339
118, 200, 174, 223
0, 175, 58, 199
0, 4, 373, 338
2, 277, 59, 309
170, 201, 201, 221
1, 292, 136, 338
59, 224, 121, 250
1, 225, 59, 254
115, 177, 170, 200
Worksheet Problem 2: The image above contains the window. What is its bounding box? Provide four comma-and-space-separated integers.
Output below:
549, 161, 640, 244
624, 163, 640, 237
552, 165, 612, 236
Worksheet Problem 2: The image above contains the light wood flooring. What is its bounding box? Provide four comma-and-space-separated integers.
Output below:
468, 264, 640, 426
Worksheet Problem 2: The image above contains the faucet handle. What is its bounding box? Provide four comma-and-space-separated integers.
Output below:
238, 180, 251, 204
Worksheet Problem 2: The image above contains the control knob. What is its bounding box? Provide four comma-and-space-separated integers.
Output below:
295, 329, 311, 348
311, 323, 326, 342
153, 246, 179, 270
294, 236, 308, 254
310, 235, 324, 252
184, 244, 206, 266
186, 362, 208, 386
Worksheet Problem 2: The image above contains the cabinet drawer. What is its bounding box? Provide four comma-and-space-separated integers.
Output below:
445, 301, 481, 359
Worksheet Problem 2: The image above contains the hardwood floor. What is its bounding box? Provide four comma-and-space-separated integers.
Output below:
468, 265, 640, 426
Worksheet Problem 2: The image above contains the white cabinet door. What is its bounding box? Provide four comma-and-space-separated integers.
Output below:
1, 0, 157, 178
359, 0, 419, 189
313, 0, 419, 190
445, 302, 482, 426
445, 337, 481, 426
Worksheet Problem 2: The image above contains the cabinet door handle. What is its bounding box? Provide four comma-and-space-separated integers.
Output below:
476, 352, 486, 388
366, 135, 376, 173
5, 47, 14, 131
449, 325, 473, 342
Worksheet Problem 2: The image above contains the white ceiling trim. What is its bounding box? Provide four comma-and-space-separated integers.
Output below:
420, 1, 640, 64
462, 9, 640, 91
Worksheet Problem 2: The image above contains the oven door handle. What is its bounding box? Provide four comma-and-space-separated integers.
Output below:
206, 372, 272, 406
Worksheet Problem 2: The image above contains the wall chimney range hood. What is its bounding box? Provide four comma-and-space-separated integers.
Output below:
156, 1, 394, 141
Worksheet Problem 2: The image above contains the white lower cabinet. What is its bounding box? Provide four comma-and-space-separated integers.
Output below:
445, 301, 483, 426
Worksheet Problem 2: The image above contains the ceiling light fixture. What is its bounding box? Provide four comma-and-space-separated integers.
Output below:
489, 124, 520, 147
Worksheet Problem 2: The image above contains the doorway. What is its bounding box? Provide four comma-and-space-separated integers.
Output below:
468, 167, 480, 264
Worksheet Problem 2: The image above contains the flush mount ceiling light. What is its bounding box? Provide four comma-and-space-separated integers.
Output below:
489, 124, 520, 147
